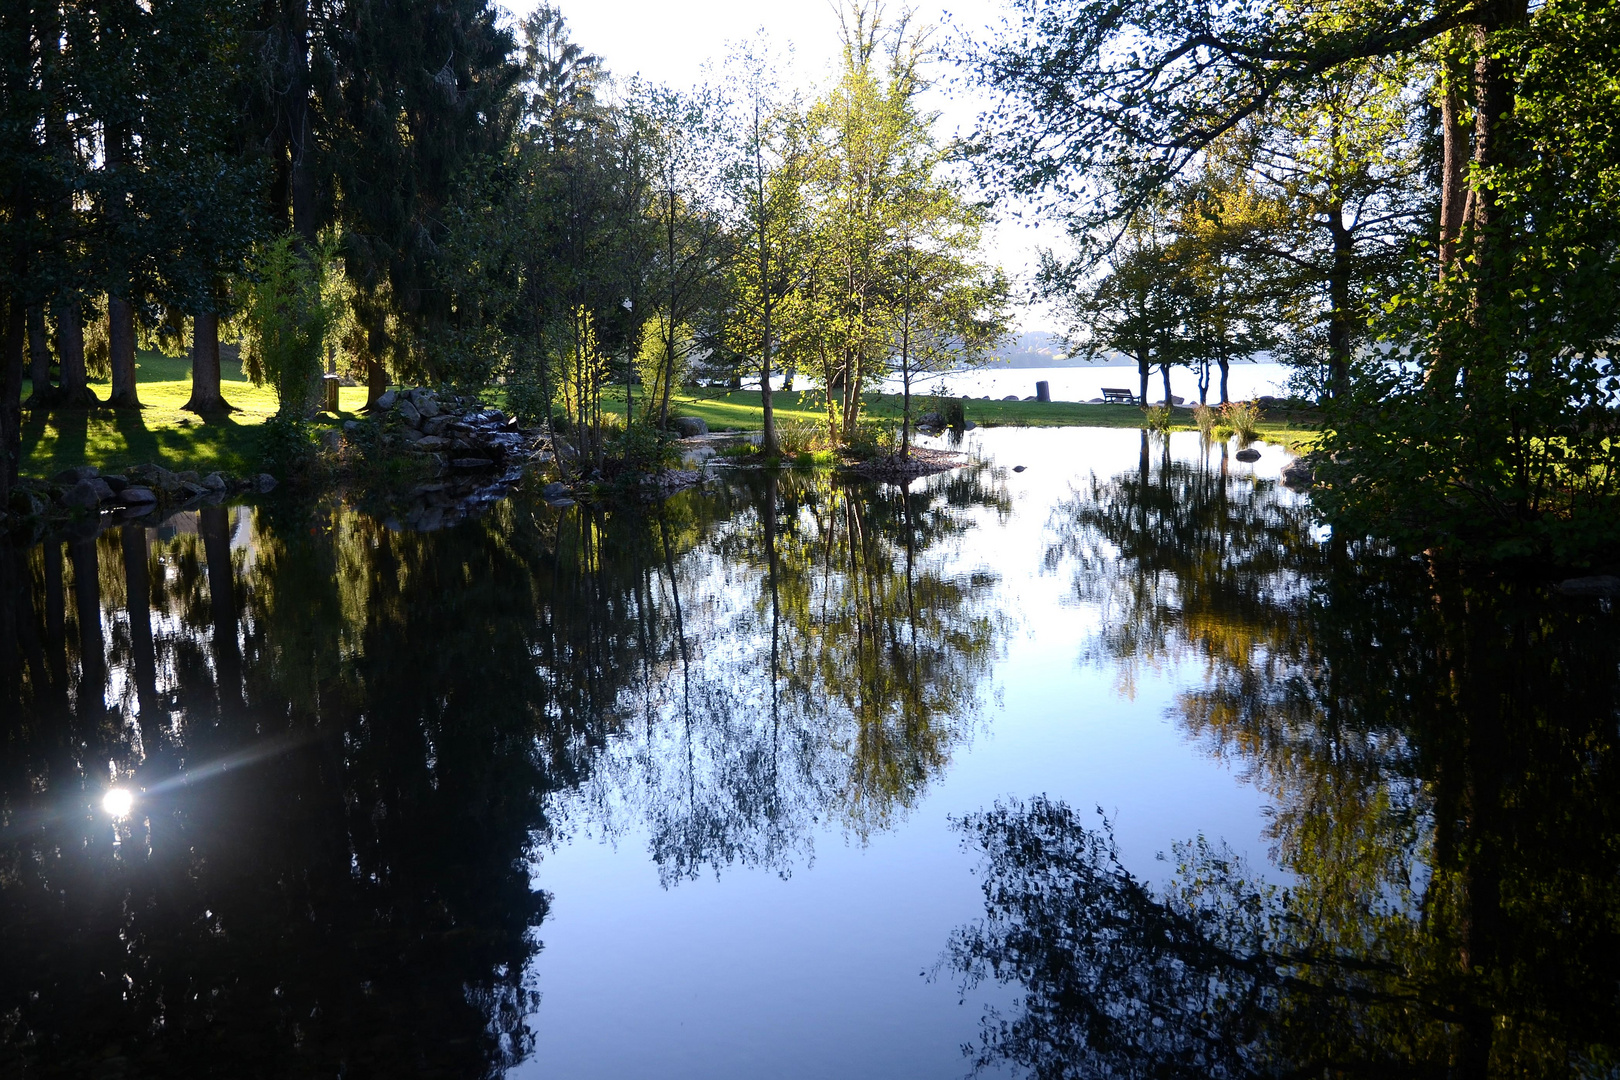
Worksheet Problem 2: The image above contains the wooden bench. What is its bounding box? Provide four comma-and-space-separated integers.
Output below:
1101, 387, 1137, 404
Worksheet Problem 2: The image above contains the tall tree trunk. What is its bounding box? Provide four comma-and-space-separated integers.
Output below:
1327, 205, 1354, 401
55, 303, 95, 406
1159, 362, 1172, 404
1136, 354, 1149, 405
1, 293, 23, 505
26, 304, 55, 406
289, 0, 317, 244
1218, 358, 1230, 404
183, 310, 233, 415
1438, 61, 1471, 278
365, 356, 388, 410
106, 296, 140, 408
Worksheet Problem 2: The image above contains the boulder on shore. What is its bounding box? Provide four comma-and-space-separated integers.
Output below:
670, 416, 708, 437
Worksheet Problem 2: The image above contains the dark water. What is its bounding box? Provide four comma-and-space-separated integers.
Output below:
2, 429, 1616, 1079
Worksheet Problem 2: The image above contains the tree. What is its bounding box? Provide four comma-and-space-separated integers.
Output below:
970, 0, 1620, 556
796, 1, 938, 444
720, 35, 801, 457
1059, 226, 1189, 406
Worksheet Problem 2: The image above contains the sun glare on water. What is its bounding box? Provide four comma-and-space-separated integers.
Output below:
102, 788, 135, 819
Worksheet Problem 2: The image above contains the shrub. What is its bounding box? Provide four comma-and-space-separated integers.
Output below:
846, 419, 897, 460
776, 417, 828, 457
1193, 403, 1217, 439
257, 414, 315, 475
1143, 404, 1173, 433
1222, 401, 1261, 444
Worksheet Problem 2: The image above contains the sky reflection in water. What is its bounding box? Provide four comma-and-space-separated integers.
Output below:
1, 428, 1614, 1079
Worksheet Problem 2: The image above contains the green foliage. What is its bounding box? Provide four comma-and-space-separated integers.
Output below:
1222, 401, 1261, 444
775, 417, 832, 457
844, 418, 897, 461
255, 414, 315, 475
634, 316, 692, 424
235, 235, 336, 418
1192, 403, 1217, 439
1143, 404, 1172, 433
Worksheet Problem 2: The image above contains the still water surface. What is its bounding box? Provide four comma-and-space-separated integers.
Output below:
3, 428, 1616, 1078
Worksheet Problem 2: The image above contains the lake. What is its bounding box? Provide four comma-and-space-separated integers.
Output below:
3, 427, 1616, 1078
874, 362, 1294, 403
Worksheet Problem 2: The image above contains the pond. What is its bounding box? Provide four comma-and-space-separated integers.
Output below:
2, 428, 1616, 1079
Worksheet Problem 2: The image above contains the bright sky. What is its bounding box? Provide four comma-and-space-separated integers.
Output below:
506, 0, 1060, 333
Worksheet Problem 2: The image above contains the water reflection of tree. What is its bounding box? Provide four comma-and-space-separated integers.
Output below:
0, 497, 662, 1076
585, 464, 1011, 884
945, 443, 1620, 1078
0, 461, 1013, 1072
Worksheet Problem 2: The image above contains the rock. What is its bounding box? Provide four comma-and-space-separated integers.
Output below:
670, 416, 708, 438
100, 474, 129, 494
52, 465, 98, 484
1281, 457, 1315, 491
546, 497, 576, 508
423, 415, 454, 436
175, 470, 201, 484
116, 486, 158, 506
1557, 575, 1620, 598
917, 411, 947, 428
416, 435, 449, 451
541, 482, 569, 498
396, 399, 422, 427
964, 421, 977, 430
1013, 465, 1026, 473
1235, 448, 1261, 462
320, 429, 343, 452
1002, 394, 1020, 401
416, 395, 440, 418
177, 481, 207, 497
60, 479, 104, 509
86, 477, 115, 502
201, 472, 227, 492
257, 473, 278, 492
451, 457, 495, 469
375, 390, 398, 410
10, 489, 47, 516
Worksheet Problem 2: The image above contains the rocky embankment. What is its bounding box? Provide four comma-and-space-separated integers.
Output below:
353, 388, 539, 469
8, 463, 276, 530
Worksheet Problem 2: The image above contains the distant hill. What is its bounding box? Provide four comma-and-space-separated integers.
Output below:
985, 331, 1136, 368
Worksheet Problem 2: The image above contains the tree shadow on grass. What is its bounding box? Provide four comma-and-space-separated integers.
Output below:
22, 406, 261, 476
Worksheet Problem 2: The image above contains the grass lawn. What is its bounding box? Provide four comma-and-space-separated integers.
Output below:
611, 388, 1322, 450
20, 360, 1319, 479
21, 350, 370, 478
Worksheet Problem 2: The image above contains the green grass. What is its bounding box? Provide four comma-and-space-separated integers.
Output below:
611, 388, 1321, 450
21, 363, 1319, 480
21, 350, 370, 478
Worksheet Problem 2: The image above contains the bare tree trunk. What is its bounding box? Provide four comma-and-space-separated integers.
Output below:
183, 310, 234, 415
1, 293, 23, 504
1136, 355, 1149, 405
1438, 67, 1470, 277
289, 0, 317, 245
26, 304, 54, 406
1327, 205, 1354, 401
1219, 358, 1230, 404
1159, 362, 1172, 404
55, 303, 95, 406
107, 295, 140, 408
